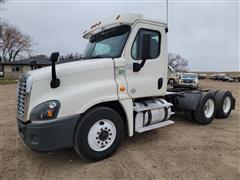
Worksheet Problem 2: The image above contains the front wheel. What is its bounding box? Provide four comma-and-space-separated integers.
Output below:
74, 107, 124, 161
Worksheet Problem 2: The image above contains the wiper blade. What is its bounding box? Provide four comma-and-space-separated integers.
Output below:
89, 55, 105, 59
86, 55, 112, 59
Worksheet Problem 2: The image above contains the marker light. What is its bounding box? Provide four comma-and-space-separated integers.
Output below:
120, 86, 125, 92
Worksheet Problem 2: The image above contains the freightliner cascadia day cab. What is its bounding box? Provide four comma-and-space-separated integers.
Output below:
17, 14, 235, 161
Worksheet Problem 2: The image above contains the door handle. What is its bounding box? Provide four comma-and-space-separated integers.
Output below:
158, 78, 163, 89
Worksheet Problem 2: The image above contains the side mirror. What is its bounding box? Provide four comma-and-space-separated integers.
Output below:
50, 52, 60, 88
50, 52, 59, 62
133, 34, 151, 72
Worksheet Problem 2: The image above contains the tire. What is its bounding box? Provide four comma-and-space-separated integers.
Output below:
193, 93, 216, 125
215, 91, 233, 118
168, 79, 175, 85
74, 106, 124, 161
184, 110, 195, 121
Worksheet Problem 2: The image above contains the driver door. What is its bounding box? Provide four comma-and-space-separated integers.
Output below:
124, 22, 167, 98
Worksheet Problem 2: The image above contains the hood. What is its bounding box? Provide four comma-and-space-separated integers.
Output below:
181, 77, 197, 80
28, 58, 113, 81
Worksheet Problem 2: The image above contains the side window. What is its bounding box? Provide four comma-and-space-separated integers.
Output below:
12, 65, 20, 72
131, 29, 161, 60
31, 65, 38, 70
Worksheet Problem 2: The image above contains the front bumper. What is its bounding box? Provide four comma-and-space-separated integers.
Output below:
177, 83, 198, 88
17, 115, 79, 151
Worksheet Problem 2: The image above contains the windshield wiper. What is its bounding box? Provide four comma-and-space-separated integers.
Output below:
85, 55, 112, 59
89, 55, 105, 59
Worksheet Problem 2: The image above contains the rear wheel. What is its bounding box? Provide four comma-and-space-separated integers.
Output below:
193, 93, 216, 125
74, 107, 124, 161
215, 91, 233, 118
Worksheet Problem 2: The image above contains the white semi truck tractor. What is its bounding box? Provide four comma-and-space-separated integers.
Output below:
17, 14, 235, 161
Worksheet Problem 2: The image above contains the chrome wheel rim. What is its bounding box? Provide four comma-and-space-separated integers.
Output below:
204, 99, 215, 118
223, 96, 231, 114
88, 119, 116, 152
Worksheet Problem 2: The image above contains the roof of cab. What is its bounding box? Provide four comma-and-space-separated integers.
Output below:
83, 13, 167, 39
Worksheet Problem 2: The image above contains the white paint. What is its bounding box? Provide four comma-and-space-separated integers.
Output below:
25, 15, 169, 137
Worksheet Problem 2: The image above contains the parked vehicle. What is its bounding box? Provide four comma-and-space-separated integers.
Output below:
168, 65, 179, 86
198, 73, 207, 79
211, 73, 226, 80
216, 73, 226, 80
222, 76, 235, 82
178, 73, 199, 89
16, 14, 236, 161
230, 75, 240, 82
210, 74, 217, 80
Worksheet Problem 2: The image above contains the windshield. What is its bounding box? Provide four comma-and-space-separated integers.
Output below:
182, 73, 197, 79
83, 25, 131, 59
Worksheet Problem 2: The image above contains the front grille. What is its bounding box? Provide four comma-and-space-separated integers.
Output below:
183, 80, 193, 83
17, 76, 27, 121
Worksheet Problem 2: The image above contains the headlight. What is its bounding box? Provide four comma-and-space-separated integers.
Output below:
26, 76, 33, 93
30, 100, 60, 121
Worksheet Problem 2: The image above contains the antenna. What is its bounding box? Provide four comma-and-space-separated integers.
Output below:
165, 0, 169, 33
166, 0, 168, 26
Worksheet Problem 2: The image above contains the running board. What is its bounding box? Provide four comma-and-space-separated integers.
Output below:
135, 120, 174, 133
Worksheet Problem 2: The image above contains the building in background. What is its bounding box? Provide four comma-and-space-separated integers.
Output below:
0, 58, 80, 79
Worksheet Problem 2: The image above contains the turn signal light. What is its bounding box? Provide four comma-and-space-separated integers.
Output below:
120, 86, 125, 92
47, 110, 53, 118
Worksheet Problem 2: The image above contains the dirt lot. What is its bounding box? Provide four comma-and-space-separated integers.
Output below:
0, 80, 239, 180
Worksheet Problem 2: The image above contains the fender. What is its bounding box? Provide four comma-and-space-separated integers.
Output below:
27, 58, 118, 120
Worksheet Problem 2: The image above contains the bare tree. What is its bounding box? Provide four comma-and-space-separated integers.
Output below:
0, 23, 34, 62
168, 53, 189, 72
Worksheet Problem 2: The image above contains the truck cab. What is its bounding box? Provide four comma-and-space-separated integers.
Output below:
16, 14, 235, 161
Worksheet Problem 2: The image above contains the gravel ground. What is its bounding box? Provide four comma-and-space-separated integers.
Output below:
0, 80, 239, 180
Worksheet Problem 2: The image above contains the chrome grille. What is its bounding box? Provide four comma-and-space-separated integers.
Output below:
17, 77, 27, 121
